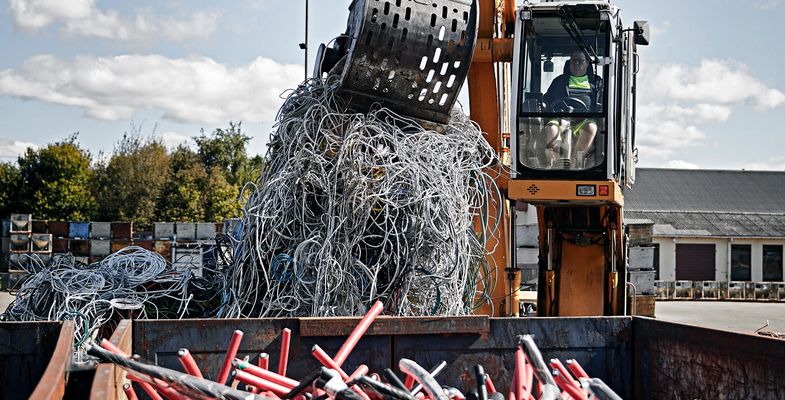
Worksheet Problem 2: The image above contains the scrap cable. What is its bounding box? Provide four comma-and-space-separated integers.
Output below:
223, 77, 503, 318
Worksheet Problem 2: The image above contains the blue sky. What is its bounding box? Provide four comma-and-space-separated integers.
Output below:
1, 0, 783, 170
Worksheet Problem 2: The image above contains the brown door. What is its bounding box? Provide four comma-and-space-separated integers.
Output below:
675, 244, 716, 280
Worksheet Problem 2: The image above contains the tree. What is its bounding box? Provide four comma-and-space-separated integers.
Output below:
202, 166, 240, 221
0, 162, 22, 218
155, 145, 206, 222
194, 122, 251, 186
17, 134, 96, 220
94, 127, 169, 229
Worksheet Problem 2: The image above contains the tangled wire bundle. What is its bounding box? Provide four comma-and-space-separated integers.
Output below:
224, 78, 503, 318
1, 248, 227, 357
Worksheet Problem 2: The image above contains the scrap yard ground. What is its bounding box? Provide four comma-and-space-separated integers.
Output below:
2, 290, 783, 335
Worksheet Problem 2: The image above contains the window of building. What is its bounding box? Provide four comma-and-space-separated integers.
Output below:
731, 244, 752, 281
763, 245, 783, 282
652, 243, 660, 280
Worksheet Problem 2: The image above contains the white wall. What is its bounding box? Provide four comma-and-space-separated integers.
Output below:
653, 237, 785, 282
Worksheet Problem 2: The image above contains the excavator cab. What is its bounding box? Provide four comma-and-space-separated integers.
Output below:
509, 2, 649, 316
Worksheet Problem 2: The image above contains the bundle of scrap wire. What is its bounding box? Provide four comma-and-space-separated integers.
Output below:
0, 247, 227, 357
224, 77, 503, 318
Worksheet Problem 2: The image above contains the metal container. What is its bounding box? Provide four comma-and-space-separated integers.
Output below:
52, 238, 68, 253
176, 222, 197, 241
628, 270, 655, 295
1, 236, 9, 253
68, 221, 90, 239
31, 233, 52, 253
10, 213, 32, 233
727, 281, 745, 300
654, 280, 673, 300
628, 246, 655, 271
1, 219, 10, 237
172, 244, 203, 277
154, 240, 172, 260
110, 222, 133, 240
119, 316, 785, 400
90, 240, 111, 256
31, 220, 48, 234
701, 281, 721, 299
69, 239, 90, 256
154, 222, 175, 240
754, 282, 772, 301
515, 225, 539, 248
110, 240, 132, 253
48, 221, 69, 238
195, 222, 216, 240
674, 280, 694, 299
90, 222, 111, 239
134, 239, 154, 251
0, 321, 75, 399
744, 282, 756, 300
10, 233, 31, 253
776, 282, 785, 301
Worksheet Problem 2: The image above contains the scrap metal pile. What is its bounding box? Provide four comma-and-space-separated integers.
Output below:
223, 77, 503, 318
91, 301, 622, 400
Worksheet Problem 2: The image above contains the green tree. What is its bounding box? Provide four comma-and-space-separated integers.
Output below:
0, 162, 22, 218
17, 134, 96, 220
202, 166, 240, 221
155, 145, 206, 222
194, 122, 251, 186
94, 128, 169, 229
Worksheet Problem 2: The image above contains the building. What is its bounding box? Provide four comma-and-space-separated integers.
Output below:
624, 168, 785, 283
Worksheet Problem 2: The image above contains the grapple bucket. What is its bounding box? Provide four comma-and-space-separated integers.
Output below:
316, 0, 478, 124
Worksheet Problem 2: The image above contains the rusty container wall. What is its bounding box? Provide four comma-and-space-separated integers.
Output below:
133, 318, 395, 385
634, 317, 785, 400
90, 320, 132, 400
0, 321, 73, 400
132, 317, 634, 397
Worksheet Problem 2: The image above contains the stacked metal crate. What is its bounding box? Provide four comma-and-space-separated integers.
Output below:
90, 222, 111, 263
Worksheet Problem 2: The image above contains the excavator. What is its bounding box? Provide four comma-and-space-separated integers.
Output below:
315, 0, 649, 317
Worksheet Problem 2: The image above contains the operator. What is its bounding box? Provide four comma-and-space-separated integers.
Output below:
542, 49, 603, 163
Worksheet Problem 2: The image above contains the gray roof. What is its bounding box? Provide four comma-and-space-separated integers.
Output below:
625, 210, 785, 238
624, 168, 785, 238
625, 168, 785, 213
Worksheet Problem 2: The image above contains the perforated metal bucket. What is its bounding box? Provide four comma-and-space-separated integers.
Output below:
317, 0, 478, 124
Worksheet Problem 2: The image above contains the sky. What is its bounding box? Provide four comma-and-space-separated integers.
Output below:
0, 0, 784, 170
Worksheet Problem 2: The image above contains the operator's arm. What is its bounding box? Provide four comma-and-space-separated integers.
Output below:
543, 74, 566, 106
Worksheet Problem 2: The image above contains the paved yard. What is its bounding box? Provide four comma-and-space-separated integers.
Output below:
655, 300, 785, 334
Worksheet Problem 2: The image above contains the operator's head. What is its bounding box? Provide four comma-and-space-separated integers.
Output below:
569, 50, 588, 76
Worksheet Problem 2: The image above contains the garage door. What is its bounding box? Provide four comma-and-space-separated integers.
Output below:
675, 244, 716, 280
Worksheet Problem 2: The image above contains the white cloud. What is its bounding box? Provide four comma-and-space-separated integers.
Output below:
0, 138, 38, 161
10, 0, 220, 42
649, 20, 670, 36
158, 131, 193, 149
0, 54, 304, 126
754, 0, 781, 10
10, 0, 93, 30
636, 59, 784, 161
662, 160, 699, 169
742, 156, 785, 171
645, 59, 785, 110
